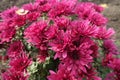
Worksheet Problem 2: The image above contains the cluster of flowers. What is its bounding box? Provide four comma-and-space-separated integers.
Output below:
1, 41, 31, 80
0, 0, 119, 80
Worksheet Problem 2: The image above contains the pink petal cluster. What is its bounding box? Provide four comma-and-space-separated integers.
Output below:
96, 27, 115, 39
48, 65, 101, 80
2, 68, 28, 80
7, 41, 24, 58
9, 53, 31, 72
109, 59, 120, 80
24, 20, 49, 62
24, 20, 48, 49
103, 39, 119, 55
0, 22, 16, 43
103, 54, 120, 80
22, 0, 117, 79
0, 6, 18, 20
0, 0, 119, 80
1, 41, 31, 80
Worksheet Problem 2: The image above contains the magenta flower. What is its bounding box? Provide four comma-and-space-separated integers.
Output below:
38, 2, 52, 12
1, 6, 27, 27
48, 64, 101, 80
48, 66, 80, 80
105, 73, 116, 80
45, 25, 58, 39
0, 6, 18, 20
7, 41, 24, 58
93, 4, 104, 12
2, 68, 28, 80
84, 67, 101, 80
37, 50, 49, 62
71, 20, 98, 37
48, 70, 63, 80
107, 59, 120, 80
49, 30, 71, 59
103, 39, 119, 55
96, 26, 115, 39
54, 16, 70, 30
48, 1, 73, 18
88, 12, 108, 26
24, 20, 48, 50
74, 2, 97, 19
0, 28, 15, 43
102, 53, 114, 67
35, 0, 47, 4
61, 0, 77, 9
59, 38, 95, 72
0, 23, 16, 43
0, 0, 119, 79
26, 11, 40, 21
9, 53, 31, 72
49, 36, 98, 79
13, 15, 26, 27
22, 3, 39, 12
24, 20, 52, 62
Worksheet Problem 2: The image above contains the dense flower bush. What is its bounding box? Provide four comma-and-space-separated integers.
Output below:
0, 0, 120, 80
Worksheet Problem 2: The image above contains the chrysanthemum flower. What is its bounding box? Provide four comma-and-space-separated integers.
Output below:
24, 20, 48, 50
96, 26, 115, 39
0, 6, 18, 20
7, 41, 24, 58
103, 39, 119, 55
0, 22, 16, 43
70, 20, 98, 37
88, 12, 108, 26
1, 68, 28, 80
9, 53, 31, 72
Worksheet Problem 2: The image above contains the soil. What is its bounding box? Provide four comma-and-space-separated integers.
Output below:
0, 0, 120, 46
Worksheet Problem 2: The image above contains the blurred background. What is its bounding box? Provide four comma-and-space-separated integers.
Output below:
0, 0, 120, 48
